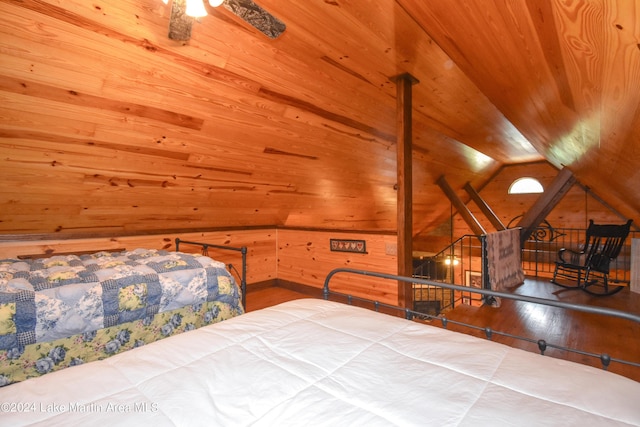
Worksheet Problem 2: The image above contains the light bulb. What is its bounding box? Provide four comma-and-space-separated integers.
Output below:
209, 0, 224, 6
185, 0, 208, 17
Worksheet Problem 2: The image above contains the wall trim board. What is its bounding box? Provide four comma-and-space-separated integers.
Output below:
246, 279, 279, 292
0, 225, 396, 243
247, 279, 326, 298
0, 225, 274, 242
275, 279, 324, 297
276, 226, 396, 236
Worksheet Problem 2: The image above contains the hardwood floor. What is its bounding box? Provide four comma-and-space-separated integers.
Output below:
246, 277, 640, 382
246, 286, 320, 312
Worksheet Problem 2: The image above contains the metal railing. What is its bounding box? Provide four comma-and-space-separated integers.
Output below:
412, 226, 638, 313
412, 234, 484, 313
324, 268, 640, 372
522, 227, 638, 283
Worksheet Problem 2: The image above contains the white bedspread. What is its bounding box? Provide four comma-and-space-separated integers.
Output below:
1, 299, 639, 426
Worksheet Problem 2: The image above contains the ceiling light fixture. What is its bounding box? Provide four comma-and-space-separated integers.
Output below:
444, 256, 459, 266
162, 0, 224, 18
162, 0, 285, 41
185, 0, 208, 17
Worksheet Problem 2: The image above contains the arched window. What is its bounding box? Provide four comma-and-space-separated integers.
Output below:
508, 177, 543, 194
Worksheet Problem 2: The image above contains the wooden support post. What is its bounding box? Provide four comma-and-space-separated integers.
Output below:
393, 73, 419, 309
464, 182, 506, 231
517, 168, 575, 242
436, 176, 486, 237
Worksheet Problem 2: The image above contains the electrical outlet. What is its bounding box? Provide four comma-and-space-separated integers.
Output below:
385, 243, 397, 256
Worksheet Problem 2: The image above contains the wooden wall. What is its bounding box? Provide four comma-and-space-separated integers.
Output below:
0, 0, 403, 236
0, 227, 399, 302
0, 229, 277, 285
415, 161, 633, 253
477, 162, 629, 230
277, 229, 397, 305
2, 1, 637, 266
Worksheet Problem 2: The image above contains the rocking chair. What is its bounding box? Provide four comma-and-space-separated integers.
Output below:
551, 219, 633, 296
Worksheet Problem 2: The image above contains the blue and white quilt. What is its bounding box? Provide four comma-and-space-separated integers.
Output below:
0, 249, 242, 351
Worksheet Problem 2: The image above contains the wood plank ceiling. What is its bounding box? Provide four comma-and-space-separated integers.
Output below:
0, 0, 638, 238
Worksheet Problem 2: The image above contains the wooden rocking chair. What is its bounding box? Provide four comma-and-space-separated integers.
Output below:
551, 219, 633, 296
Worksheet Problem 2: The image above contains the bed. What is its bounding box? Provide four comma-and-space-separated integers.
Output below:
0, 242, 245, 387
1, 268, 639, 426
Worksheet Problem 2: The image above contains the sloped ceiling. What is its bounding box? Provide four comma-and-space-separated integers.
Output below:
253, 0, 640, 228
399, 0, 640, 223
0, 0, 638, 237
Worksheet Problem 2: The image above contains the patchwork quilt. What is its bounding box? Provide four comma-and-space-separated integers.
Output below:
0, 249, 244, 385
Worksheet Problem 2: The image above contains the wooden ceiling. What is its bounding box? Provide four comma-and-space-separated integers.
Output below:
0, 0, 638, 238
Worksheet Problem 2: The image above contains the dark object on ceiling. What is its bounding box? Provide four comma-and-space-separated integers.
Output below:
168, 0, 286, 41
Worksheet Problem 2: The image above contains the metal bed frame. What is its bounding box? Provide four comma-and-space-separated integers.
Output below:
323, 268, 640, 373
175, 238, 248, 309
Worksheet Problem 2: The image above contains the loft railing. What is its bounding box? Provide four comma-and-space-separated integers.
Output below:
412, 226, 638, 314
522, 226, 638, 283
324, 268, 640, 374
412, 234, 483, 313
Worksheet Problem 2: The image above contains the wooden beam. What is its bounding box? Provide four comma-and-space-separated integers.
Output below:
436, 176, 486, 236
464, 182, 506, 231
393, 73, 419, 308
517, 167, 576, 241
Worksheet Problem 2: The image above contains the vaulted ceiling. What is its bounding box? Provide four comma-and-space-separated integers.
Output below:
401, 0, 640, 224
251, 0, 640, 229
0, 0, 638, 238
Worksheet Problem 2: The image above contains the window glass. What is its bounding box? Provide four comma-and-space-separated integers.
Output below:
508, 177, 543, 194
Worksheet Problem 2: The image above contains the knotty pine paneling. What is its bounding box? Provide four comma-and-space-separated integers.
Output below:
0, 229, 277, 285
399, 0, 640, 220
1, 0, 638, 243
415, 161, 632, 254
277, 229, 398, 305
0, 228, 399, 303
473, 162, 629, 232
0, 0, 389, 234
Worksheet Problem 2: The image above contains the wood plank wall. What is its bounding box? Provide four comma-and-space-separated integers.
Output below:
415, 162, 634, 253
0, 229, 277, 284
0, 228, 399, 302
277, 229, 397, 305
1, 1, 634, 274
0, 0, 401, 236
